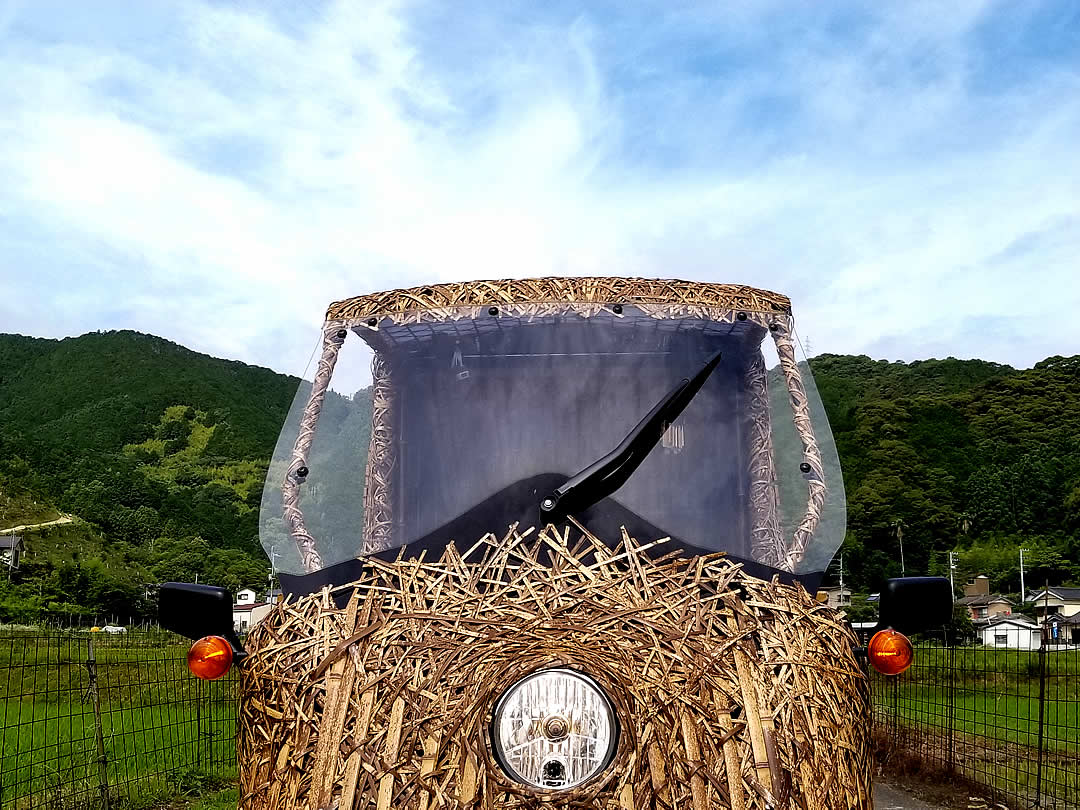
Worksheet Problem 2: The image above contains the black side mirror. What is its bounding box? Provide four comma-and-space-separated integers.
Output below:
876, 576, 952, 636
159, 582, 245, 658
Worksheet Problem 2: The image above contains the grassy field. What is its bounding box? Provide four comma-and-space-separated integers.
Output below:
874, 644, 1080, 808
0, 630, 236, 810
884, 683, 1079, 753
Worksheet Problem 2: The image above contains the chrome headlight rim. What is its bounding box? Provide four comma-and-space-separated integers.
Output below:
488, 666, 621, 793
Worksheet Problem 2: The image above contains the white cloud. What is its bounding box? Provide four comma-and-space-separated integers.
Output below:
0, 0, 1077, 386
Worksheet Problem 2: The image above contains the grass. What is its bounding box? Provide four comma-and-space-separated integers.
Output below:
2, 629, 1075, 809
0, 630, 236, 810
182, 787, 238, 809
0, 499, 61, 532
887, 683, 1078, 754
874, 644, 1080, 807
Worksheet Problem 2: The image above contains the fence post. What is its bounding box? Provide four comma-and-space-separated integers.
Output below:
196, 677, 203, 774
946, 643, 955, 773
86, 636, 111, 810
1034, 631, 1047, 808
207, 678, 215, 779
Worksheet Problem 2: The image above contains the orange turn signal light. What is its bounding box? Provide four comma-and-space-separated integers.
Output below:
868, 629, 914, 676
187, 635, 234, 680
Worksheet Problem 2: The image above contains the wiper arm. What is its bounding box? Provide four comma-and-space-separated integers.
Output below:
539, 349, 723, 524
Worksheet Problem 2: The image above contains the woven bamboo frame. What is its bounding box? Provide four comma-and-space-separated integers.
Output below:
327, 277, 790, 322
743, 352, 784, 567
240, 526, 872, 809
361, 354, 397, 551
283, 322, 348, 572
282, 278, 825, 571
771, 321, 826, 573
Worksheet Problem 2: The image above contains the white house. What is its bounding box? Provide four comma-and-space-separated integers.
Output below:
978, 615, 1041, 650
1026, 587, 1080, 620
233, 589, 272, 634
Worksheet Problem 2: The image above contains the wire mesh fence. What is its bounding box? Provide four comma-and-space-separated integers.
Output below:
0, 628, 237, 810
872, 637, 1080, 809
3, 623, 1077, 809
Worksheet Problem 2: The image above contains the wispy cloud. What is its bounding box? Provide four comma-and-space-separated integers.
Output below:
1, 0, 1077, 381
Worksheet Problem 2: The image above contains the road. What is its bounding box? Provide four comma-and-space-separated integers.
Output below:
2, 515, 74, 533
875, 782, 948, 809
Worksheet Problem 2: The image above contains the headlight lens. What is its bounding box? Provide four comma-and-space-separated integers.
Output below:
490, 668, 617, 790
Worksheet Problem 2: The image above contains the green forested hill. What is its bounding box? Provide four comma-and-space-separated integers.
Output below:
812, 354, 1080, 594
0, 330, 1077, 623
0, 331, 365, 623
0, 331, 296, 459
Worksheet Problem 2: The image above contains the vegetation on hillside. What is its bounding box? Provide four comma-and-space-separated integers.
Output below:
812, 354, 1080, 595
0, 331, 365, 623
0, 331, 1077, 623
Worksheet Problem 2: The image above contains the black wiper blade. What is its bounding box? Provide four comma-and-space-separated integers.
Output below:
539, 349, 723, 524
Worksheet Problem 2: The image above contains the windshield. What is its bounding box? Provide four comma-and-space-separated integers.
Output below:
260, 304, 845, 580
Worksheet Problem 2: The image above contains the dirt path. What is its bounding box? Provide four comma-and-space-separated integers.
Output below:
2, 515, 74, 533
875, 782, 952, 809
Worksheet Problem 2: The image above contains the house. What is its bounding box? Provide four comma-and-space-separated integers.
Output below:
1026, 586, 1080, 621
978, 615, 1041, 650
818, 586, 852, 610
0, 535, 23, 570
849, 621, 878, 646
957, 575, 1012, 621
1043, 612, 1080, 647
233, 589, 272, 634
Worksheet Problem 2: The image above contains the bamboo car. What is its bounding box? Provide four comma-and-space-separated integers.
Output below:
162, 277, 950, 809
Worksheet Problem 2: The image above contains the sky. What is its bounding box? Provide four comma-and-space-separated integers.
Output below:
1, 0, 1078, 385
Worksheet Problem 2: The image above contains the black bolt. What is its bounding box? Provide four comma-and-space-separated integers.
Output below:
612, 304, 623, 314
488, 306, 499, 316
769, 323, 780, 332
335, 329, 347, 340
296, 466, 309, 479
736, 311, 747, 321
367, 317, 378, 327
799, 462, 812, 473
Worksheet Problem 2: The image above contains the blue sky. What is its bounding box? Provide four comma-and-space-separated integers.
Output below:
1, 0, 1078, 382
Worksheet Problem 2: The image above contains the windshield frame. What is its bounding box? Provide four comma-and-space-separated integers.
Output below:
267, 277, 838, 578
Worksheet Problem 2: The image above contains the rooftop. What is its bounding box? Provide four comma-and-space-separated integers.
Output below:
956, 594, 1012, 607
1028, 587, 1080, 602
985, 614, 1037, 628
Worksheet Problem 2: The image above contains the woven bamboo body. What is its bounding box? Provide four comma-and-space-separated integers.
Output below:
239, 526, 871, 810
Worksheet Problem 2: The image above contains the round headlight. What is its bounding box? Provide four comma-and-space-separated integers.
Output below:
490, 668, 618, 791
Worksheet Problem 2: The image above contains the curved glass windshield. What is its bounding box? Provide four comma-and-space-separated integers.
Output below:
260, 306, 845, 578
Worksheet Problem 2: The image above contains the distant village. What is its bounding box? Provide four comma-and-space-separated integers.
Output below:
5, 528, 1078, 647
819, 575, 1080, 649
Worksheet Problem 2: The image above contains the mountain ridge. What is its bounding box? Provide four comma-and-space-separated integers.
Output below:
0, 329, 1077, 623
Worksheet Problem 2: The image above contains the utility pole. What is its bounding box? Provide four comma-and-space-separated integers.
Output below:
269, 544, 281, 579
1019, 547, 1028, 604
948, 551, 957, 598
893, 519, 906, 576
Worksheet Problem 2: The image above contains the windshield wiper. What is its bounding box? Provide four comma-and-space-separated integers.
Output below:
539, 349, 723, 525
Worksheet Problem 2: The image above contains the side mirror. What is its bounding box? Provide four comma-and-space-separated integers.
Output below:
159, 582, 245, 658
876, 577, 952, 636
